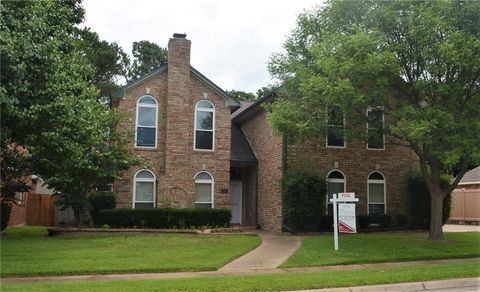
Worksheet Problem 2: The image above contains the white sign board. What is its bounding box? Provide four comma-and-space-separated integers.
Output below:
337, 192, 357, 202
338, 203, 357, 233
329, 192, 359, 250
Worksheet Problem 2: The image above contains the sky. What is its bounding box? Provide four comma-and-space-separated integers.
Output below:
83, 0, 322, 93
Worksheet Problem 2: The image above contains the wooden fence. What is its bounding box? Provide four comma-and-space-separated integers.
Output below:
450, 188, 480, 222
26, 193, 55, 226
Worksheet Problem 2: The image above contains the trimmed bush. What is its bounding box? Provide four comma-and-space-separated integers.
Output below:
318, 215, 333, 231
1, 203, 12, 231
88, 192, 116, 224
407, 173, 452, 229
97, 208, 231, 229
357, 214, 371, 229
282, 170, 326, 232
379, 214, 392, 228
394, 214, 408, 227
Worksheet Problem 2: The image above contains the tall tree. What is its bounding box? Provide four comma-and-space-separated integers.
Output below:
226, 89, 256, 101
0, 0, 138, 226
126, 40, 168, 81
268, 0, 480, 240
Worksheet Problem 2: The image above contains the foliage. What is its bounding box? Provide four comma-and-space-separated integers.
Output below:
125, 40, 168, 81
225, 89, 256, 101
318, 215, 333, 231
394, 214, 408, 227
1, 226, 260, 277
97, 208, 231, 229
282, 170, 326, 232
357, 215, 371, 229
0, 143, 31, 206
283, 232, 480, 268
407, 174, 451, 229
1, 203, 12, 231
88, 192, 116, 224
268, 0, 480, 240
379, 214, 393, 228
0, 0, 138, 226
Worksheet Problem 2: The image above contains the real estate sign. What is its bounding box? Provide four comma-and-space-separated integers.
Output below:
338, 203, 357, 233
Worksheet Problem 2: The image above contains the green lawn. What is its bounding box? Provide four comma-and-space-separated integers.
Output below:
0, 226, 261, 277
3, 261, 479, 291
283, 232, 480, 267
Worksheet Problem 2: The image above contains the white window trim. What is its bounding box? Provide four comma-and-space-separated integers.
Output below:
135, 95, 158, 149
366, 107, 385, 151
194, 100, 215, 152
194, 171, 215, 208
367, 171, 386, 214
325, 107, 346, 149
132, 169, 156, 208
326, 169, 346, 209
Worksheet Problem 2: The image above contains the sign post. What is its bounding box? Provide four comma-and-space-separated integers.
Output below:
329, 192, 359, 251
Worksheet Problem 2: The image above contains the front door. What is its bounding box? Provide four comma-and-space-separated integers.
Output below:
229, 181, 242, 224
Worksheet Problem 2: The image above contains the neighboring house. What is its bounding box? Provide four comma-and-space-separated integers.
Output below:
113, 33, 418, 232
450, 166, 480, 223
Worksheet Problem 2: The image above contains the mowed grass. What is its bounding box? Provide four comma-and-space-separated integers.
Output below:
1, 226, 261, 277
283, 232, 480, 267
3, 261, 479, 291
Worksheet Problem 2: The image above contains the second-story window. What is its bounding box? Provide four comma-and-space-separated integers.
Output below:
367, 107, 384, 150
326, 106, 345, 147
194, 100, 215, 151
136, 95, 158, 148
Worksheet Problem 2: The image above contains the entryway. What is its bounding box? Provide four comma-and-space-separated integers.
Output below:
230, 181, 242, 224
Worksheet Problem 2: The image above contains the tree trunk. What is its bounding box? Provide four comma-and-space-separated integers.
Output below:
429, 191, 445, 240
73, 207, 81, 227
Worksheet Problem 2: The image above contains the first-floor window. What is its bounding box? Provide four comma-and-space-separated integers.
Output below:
133, 170, 156, 208
195, 171, 213, 208
326, 170, 346, 215
368, 171, 386, 223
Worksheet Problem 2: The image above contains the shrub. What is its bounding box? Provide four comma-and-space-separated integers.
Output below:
379, 214, 392, 228
282, 170, 326, 232
318, 215, 333, 231
357, 214, 371, 229
407, 173, 452, 229
394, 214, 408, 227
97, 208, 231, 229
1, 203, 12, 231
88, 192, 116, 224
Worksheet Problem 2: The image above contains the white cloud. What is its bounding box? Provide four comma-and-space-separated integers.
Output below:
83, 0, 322, 93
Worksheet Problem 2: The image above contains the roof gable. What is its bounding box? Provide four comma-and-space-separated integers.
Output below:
112, 65, 240, 107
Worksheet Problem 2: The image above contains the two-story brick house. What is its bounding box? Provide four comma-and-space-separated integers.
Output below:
113, 33, 418, 232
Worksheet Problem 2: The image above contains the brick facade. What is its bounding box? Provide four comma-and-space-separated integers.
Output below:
114, 35, 231, 210
240, 110, 284, 231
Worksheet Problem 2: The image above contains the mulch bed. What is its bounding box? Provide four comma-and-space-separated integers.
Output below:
46, 227, 257, 237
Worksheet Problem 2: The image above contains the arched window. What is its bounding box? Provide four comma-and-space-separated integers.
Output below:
133, 170, 156, 208
194, 100, 215, 151
194, 171, 214, 208
136, 95, 158, 148
368, 171, 386, 223
326, 170, 346, 214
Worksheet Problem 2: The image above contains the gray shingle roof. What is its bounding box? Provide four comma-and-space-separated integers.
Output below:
459, 166, 480, 184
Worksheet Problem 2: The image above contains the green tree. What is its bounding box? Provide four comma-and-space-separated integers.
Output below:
126, 40, 168, 81
0, 0, 138, 226
268, 0, 480, 240
226, 89, 256, 101
75, 27, 126, 105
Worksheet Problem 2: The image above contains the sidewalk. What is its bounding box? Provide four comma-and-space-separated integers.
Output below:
2, 258, 478, 284
292, 277, 480, 292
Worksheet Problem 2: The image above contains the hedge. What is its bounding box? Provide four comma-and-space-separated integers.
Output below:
282, 169, 326, 232
88, 192, 116, 224
97, 208, 231, 229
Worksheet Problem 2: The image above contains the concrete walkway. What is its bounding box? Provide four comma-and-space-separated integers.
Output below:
443, 224, 480, 232
292, 277, 480, 292
219, 231, 302, 271
2, 258, 478, 284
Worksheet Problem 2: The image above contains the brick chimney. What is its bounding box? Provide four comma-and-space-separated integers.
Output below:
165, 33, 192, 201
